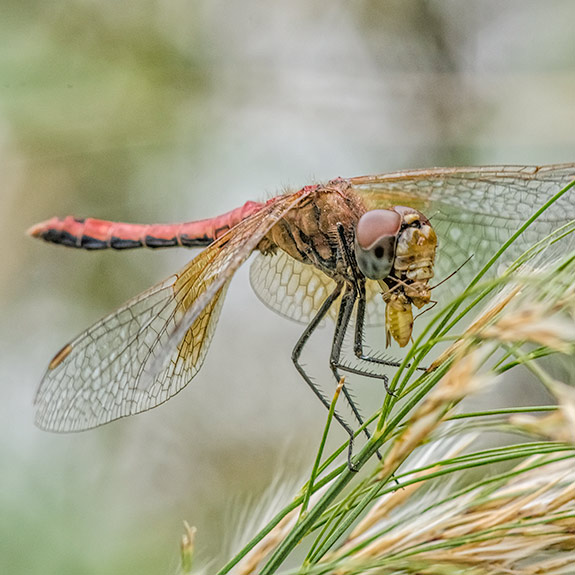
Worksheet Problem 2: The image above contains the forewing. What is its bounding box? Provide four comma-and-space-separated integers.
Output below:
35, 191, 309, 432
250, 250, 387, 326
351, 164, 575, 299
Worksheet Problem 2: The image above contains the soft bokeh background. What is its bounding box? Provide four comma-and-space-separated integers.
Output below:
2, 1, 574, 573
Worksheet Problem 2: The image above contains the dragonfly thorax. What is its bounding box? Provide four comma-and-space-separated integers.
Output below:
261, 187, 366, 280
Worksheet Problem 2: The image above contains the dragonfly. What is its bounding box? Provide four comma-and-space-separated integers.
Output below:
30, 164, 575, 452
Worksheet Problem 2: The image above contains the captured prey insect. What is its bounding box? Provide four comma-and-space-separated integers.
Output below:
30, 165, 575, 460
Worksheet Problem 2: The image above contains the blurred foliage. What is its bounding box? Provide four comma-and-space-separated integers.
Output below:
1, 2, 575, 574
0, 0, 213, 309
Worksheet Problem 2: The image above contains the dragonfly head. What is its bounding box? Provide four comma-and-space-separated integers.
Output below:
354, 209, 401, 280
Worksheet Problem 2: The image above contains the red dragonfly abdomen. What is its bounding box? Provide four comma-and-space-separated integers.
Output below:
28, 200, 264, 250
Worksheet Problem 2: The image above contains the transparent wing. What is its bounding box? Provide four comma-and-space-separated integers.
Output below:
249, 250, 337, 324
35, 191, 309, 432
250, 249, 387, 327
250, 165, 575, 329
350, 164, 575, 300
34, 276, 228, 432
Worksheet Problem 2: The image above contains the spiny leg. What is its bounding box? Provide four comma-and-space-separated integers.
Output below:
352, 281, 395, 393
333, 224, 403, 476
291, 281, 358, 469
332, 225, 389, 446
329, 282, 389, 464
329, 283, 373, 437
353, 283, 426, 378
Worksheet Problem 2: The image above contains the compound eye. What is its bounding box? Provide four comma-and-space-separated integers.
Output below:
354, 209, 401, 279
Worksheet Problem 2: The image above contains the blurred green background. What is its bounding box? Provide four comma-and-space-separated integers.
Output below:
1, 1, 574, 573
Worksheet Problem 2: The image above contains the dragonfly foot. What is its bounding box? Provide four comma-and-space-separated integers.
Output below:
382, 375, 397, 398
346, 437, 360, 472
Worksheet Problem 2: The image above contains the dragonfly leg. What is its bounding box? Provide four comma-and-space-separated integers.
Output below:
291, 281, 359, 470
328, 284, 371, 432
334, 223, 400, 392
329, 282, 385, 464
353, 284, 396, 395
353, 288, 428, 381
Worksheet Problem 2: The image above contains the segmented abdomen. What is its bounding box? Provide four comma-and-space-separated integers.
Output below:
27, 201, 264, 250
